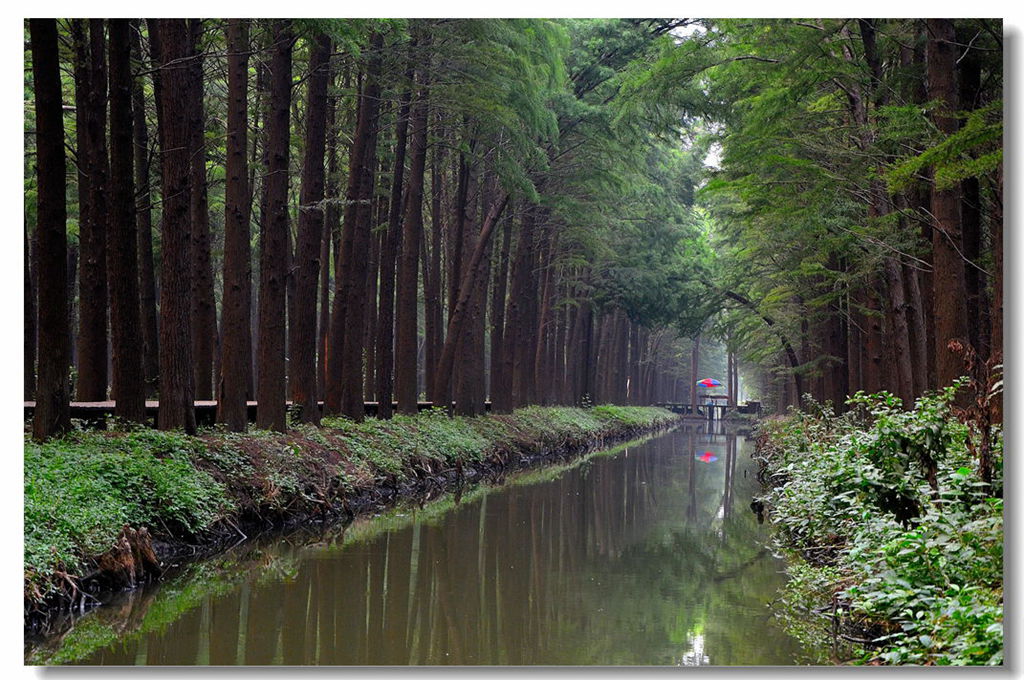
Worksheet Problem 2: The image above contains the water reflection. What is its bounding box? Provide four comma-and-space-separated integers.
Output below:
32, 426, 801, 666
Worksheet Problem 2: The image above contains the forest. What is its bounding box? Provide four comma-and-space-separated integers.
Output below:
23, 17, 1003, 666
24, 18, 1001, 438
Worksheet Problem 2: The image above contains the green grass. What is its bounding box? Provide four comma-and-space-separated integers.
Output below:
25, 404, 676, 608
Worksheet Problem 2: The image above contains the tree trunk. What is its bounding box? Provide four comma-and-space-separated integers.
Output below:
926, 19, 970, 390
76, 19, 110, 401
395, 41, 429, 415
363, 196, 383, 401
990, 164, 1002, 423
864, 285, 883, 394
288, 32, 331, 425
255, 20, 293, 432
188, 20, 217, 401
883, 258, 915, 406
532, 228, 554, 405
319, 78, 341, 402
131, 22, 160, 395
154, 19, 196, 433
330, 32, 383, 420
218, 18, 252, 432
375, 51, 414, 419
25, 220, 36, 400
455, 173, 494, 416
107, 19, 146, 423
508, 207, 539, 407
958, 23, 986, 358
30, 19, 71, 441
432, 193, 510, 411
488, 215, 512, 408
423, 126, 445, 403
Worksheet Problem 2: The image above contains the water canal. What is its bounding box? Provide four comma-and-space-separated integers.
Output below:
29, 425, 803, 666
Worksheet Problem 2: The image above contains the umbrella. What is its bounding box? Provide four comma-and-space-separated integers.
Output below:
696, 451, 718, 463
696, 378, 722, 388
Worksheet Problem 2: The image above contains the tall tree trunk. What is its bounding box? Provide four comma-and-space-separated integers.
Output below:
432, 193, 510, 411
154, 19, 196, 433
958, 23, 986, 358
455, 172, 494, 416
131, 22, 160, 395
107, 19, 146, 423
883, 258, 915, 406
188, 20, 217, 401
30, 19, 71, 441
288, 33, 331, 425
25, 222, 36, 400
77, 19, 110, 401
363, 199, 382, 401
532, 228, 554, 405
864, 286, 883, 394
375, 50, 414, 419
395, 39, 430, 415
990, 164, 1002, 423
614, 311, 629, 404
319, 78, 341, 402
218, 18, 252, 432
70, 21, 90, 393
926, 19, 970, 390
330, 32, 383, 420
488, 215, 512, 408
423, 126, 445, 403
255, 20, 293, 432
508, 208, 538, 407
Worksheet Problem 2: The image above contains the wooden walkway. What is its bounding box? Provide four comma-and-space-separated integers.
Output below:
654, 401, 761, 418
23, 400, 486, 427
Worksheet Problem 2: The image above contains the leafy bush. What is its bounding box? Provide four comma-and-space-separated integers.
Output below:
757, 387, 1003, 665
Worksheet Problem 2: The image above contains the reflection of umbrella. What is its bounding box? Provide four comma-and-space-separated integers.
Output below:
696, 378, 722, 388
696, 451, 718, 463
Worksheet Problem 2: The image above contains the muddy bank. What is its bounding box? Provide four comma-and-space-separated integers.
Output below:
25, 405, 679, 632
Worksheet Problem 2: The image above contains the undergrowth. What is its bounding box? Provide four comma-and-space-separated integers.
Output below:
25, 404, 675, 610
755, 383, 1003, 666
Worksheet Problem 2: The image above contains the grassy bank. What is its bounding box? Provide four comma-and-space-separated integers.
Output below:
25, 404, 676, 619
27, 430, 664, 665
753, 386, 1002, 665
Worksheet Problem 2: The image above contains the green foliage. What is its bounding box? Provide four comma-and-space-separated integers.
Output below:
886, 101, 1003, 193
756, 387, 1003, 665
25, 431, 227, 599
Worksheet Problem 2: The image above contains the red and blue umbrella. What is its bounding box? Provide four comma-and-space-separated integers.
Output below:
696, 378, 722, 388
696, 451, 718, 463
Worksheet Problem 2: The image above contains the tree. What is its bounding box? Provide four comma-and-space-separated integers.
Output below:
376, 39, 415, 420
130, 21, 160, 394
188, 19, 217, 401
328, 30, 383, 421
289, 32, 332, 425
256, 20, 293, 432
106, 19, 146, 423
218, 18, 253, 432
153, 19, 197, 433
925, 19, 970, 391
76, 19, 110, 401
394, 35, 429, 414
29, 18, 71, 441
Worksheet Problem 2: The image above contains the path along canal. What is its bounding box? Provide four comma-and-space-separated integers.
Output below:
28, 424, 803, 665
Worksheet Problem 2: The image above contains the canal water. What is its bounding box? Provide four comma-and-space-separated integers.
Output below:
29, 425, 803, 666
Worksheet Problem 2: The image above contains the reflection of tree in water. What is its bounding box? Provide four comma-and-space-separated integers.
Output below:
67, 428, 799, 666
